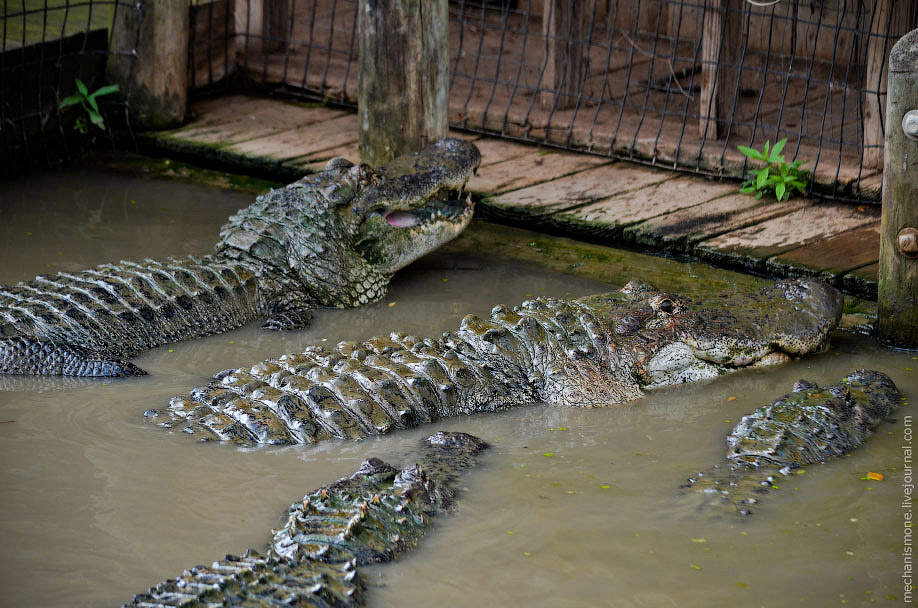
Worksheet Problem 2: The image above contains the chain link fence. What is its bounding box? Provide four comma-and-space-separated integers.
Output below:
197, 0, 915, 203
1, 1, 142, 175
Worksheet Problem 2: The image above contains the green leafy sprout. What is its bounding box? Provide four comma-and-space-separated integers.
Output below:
738, 138, 809, 202
60, 78, 120, 134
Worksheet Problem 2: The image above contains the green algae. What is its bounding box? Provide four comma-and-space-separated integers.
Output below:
441, 220, 766, 298
90, 153, 282, 195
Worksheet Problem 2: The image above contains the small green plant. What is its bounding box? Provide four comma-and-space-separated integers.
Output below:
60, 78, 120, 134
738, 138, 809, 202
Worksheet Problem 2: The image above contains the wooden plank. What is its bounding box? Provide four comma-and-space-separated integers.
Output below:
765, 223, 881, 281
466, 150, 609, 195
480, 162, 666, 221
473, 138, 540, 167
549, 176, 737, 238
165, 97, 349, 146
622, 194, 810, 252
696, 203, 881, 270
225, 113, 359, 161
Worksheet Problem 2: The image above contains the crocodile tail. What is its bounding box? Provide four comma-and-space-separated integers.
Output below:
123, 432, 488, 608
0, 255, 267, 375
150, 329, 522, 445
152, 295, 638, 446
685, 370, 904, 516
0, 336, 145, 377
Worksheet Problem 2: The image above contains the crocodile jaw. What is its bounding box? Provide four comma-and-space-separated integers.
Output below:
354, 138, 481, 273
357, 195, 475, 273
643, 342, 793, 389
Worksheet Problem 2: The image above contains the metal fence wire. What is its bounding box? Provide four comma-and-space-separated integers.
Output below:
3, 1, 913, 203
1, 0, 141, 175
196, 0, 916, 203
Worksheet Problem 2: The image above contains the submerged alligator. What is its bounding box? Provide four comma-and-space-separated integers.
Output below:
0, 138, 481, 377
686, 370, 902, 515
148, 277, 844, 445
124, 431, 489, 608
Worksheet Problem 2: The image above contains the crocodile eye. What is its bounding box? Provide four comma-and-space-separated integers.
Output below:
659, 299, 675, 314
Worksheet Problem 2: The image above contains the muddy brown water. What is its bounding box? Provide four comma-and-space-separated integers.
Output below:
0, 170, 914, 607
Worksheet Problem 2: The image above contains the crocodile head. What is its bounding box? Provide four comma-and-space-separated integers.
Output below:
725, 370, 900, 469
632, 278, 844, 388
217, 138, 481, 306
352, 138, 482, 273
518, 278, 844, 405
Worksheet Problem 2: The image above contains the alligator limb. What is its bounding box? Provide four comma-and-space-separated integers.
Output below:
123, 431, 489, 608
685, 370, 903, 515
149, 277, 844, 446
0, 139, 481, 377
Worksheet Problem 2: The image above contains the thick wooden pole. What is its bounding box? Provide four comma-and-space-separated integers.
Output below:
878, 28, 918, 347
108, 0, 188, 129
540, 0, 587, 110
698, 0, 742, 140
358, 0, 449, 166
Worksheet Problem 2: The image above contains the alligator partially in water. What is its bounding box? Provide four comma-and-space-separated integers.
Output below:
124, 431, 489, 608
0, 138, 481, 377
149, 277, 844, 445
686, 370, 903, 515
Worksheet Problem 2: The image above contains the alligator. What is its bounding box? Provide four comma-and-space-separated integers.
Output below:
123, 431, 489, 608
685, 370, 903, 515
0, 138, 481, 377
147, 277, 844, 445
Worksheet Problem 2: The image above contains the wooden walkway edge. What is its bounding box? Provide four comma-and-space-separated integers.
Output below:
142, 95, 881, 299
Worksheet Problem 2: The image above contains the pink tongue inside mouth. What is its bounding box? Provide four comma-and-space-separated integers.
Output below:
385, 212, 420, 228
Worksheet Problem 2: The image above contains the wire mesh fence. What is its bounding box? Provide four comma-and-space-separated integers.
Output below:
203, 0, 916, 203
3, 0, 912, 203
1, 0, 141, 175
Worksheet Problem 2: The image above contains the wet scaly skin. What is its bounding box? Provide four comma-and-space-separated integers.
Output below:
151, 278, 844, 446
0, 139, 481, 377
686, 370, 903, 515
123, 432, 489, 608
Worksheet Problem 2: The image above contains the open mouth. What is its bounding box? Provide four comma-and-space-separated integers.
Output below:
381, 197, 473, 228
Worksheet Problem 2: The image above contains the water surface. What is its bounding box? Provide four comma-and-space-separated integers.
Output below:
0, 170, 913, 607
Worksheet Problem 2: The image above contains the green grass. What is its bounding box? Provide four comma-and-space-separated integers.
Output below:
2, 0, 113, 49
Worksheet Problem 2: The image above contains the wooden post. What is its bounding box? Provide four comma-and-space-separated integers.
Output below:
878, 27, 918, 348
108, 0, 188, 129
698, 0, 742, 140
265, 0, 290, 52
540, 0, 587, 110
863, 0, 916, 170
235, 0, 264, 54
358, 0, 449, 166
